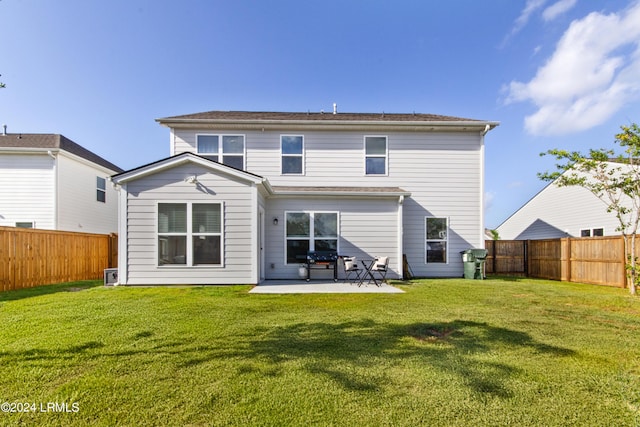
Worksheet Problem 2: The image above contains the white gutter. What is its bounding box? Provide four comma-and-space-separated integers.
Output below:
397, 195, 404, 279
48, 150, 59, 230
158, 119, 500, 133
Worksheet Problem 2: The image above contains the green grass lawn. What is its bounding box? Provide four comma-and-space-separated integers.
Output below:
0, 278, 639, 426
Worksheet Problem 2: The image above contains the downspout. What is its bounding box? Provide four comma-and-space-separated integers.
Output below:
397, 195, 404, 279
115, 181, 128, 285
48, 150, 58, 229
479, 125, 490, 248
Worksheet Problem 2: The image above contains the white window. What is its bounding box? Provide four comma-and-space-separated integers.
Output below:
365, 136, 387, 175
158, 202, 223, 266
285, 212, 338, 264
97, 177, 106, 203
581, 228, 604, 237
426, 217, 448, 263
281, 135, 304, 175
196, 134, 245, 170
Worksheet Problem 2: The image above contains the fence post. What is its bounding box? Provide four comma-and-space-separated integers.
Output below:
560, 238, 571, 282
621, 235, 628, 289
524, 240, 529, 277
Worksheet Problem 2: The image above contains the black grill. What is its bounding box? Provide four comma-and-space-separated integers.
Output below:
305, 251, 339, 281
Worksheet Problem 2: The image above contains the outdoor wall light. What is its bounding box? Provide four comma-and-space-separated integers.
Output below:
185, 175, 199, 185
273, 217, 278, 226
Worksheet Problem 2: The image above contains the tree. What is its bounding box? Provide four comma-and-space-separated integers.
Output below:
539, 123, 640, 295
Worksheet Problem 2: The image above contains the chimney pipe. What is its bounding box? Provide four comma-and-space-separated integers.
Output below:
2, 125, 6, 136
333, 103, 337, 114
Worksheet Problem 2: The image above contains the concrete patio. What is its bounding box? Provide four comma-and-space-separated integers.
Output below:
249, 280, 405, 294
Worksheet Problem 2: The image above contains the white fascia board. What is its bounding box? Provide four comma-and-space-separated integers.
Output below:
160, 119, 500, 133
112, 154, 263, 185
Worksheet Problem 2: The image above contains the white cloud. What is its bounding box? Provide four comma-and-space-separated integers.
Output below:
484, 191, 495, 211
505, 0, 640, 136
542, 0, 578, 22
503, 0, 547, 44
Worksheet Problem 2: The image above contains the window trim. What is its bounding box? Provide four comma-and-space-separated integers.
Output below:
97, 176, 106, 203
280, 135, 305, 175
196, 134, 246, 169
364, 135, 388, 176
284, 211, 339, 265
425, 216, 449, 264
156, 201, 224, 268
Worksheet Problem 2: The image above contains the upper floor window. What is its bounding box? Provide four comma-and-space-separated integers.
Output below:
97, 177, 106, 203
426, 217, 448, 263
196, 134, 245, 170
365, 136, 387, 175
281, 135, 304, 175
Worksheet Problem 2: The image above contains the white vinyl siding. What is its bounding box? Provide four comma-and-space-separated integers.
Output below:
56, 154, 119, 234
497, 181, 621, 240
266, 198, 400, 280
123, 163, 255, 285
0, 153, 56, 229
172, 129, 485, 278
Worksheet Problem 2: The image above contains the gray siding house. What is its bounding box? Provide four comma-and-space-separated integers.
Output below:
112, 111, 498, 285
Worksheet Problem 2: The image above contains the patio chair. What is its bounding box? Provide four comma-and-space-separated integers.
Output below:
343, 256, 363, 284
369, 256, 389, 284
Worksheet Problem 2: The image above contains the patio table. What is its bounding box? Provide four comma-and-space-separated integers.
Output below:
358, 259, 381, 287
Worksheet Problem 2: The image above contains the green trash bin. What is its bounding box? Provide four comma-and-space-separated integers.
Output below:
461, 249, 487, 280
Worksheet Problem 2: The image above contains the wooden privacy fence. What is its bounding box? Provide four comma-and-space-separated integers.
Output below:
0, 226, 117, 292
485, 235, 638, 288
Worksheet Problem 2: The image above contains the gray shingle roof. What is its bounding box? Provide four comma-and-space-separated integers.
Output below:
0, 133, 123, 173
158, 110, 482, 123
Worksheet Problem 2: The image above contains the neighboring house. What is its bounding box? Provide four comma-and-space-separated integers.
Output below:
112, 110, 498, 285
496, 166, 626, 240
0, 132, 123, 234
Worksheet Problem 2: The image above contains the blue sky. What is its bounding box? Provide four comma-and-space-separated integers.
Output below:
1, 0, 639, 228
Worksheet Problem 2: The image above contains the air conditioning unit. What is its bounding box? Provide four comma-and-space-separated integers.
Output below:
104, 268, 118, 286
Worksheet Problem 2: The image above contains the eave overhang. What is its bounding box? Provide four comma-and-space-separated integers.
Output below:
156, 118, 499, 133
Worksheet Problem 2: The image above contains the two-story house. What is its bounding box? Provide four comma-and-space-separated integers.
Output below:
496, 163, 629, 240
111, 110, 498, 285
0, 132, 123, 234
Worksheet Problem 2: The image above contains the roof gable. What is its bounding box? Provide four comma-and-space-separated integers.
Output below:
111, 152, 264, 185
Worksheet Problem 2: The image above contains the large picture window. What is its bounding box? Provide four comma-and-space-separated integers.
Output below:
365, 136, 387, 175
285, 212, 338, 264
158, 202, 223, 266
426, 217, 448, 263
197, 134, 245, 170
281, 135, 304, 174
